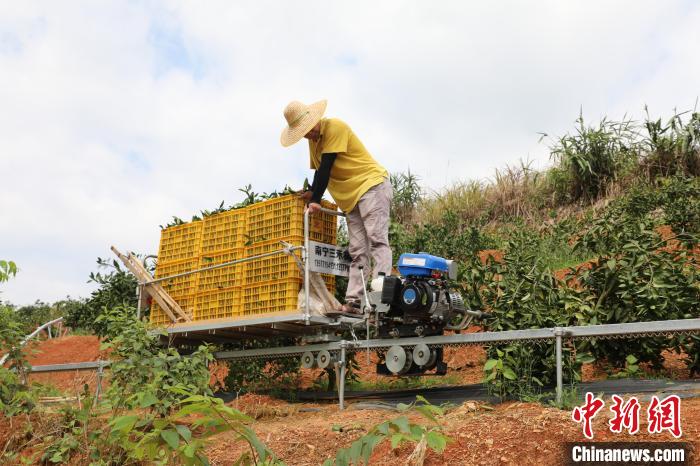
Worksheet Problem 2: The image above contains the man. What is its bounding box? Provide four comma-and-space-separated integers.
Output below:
281, 99, 392, 316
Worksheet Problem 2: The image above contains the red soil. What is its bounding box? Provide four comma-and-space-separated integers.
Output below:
478, 249, 504, 265
204, 397, 700, 465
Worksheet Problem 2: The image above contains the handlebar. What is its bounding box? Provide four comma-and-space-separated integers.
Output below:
305, 206, 346, 218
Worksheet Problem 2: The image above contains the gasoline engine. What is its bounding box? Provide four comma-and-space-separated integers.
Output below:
371, 253, 481, 376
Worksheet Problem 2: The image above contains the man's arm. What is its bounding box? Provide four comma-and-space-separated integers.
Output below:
309, 153, 337, 204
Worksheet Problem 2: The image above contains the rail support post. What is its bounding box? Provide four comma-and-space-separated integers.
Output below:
95, 362, 105, 402
336, 341, 347, 410
554, 327, 564, 407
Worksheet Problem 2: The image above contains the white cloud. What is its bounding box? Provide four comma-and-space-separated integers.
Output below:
0, 1, 698, 304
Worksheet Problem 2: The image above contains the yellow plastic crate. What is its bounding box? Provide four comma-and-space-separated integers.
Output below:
158, 221, 203, 263
201, 209, 247, 253
198, 249, 244, 292
155, 258, 199, 297
242, 238, 304, 285
245, 195, 337, 245
241, 279, 301, 315
242, 238, 337, 290
150, 294, 195, 326
241, 276, 336, 315
195, 286, 242, 321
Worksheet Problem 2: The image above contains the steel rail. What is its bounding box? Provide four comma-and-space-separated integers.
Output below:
213, 318, 700, 361
28, 360, 110, 402
564, 318, 700, 338
21, 318, 700, 410
29, 361, 110, 372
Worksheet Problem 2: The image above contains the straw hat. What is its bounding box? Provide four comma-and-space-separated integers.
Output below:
280, 99, 327, 147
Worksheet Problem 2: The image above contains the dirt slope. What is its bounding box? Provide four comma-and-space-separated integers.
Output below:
26, 335, 106, 393
206, 396, 700, 465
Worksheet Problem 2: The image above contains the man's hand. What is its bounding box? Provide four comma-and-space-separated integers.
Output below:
298, 190, 313, 203
306, 202, 322, 214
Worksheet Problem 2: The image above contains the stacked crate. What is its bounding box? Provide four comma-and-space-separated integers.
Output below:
150, 222, 203, 326
241, 197, 336, 316
150, 195, 338, 325
196, 209, 247, 320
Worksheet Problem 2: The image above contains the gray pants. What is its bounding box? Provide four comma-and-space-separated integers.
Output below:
345, 178, 393, 303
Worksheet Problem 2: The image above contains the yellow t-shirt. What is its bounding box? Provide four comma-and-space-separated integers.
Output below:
309, 118, 388, 212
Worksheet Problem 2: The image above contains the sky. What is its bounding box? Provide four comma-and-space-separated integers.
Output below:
1, 1, 699, 305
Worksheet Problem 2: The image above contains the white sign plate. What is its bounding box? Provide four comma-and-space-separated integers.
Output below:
308, 240, 350, 277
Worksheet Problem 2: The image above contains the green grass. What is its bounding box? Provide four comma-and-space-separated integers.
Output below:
534, 235, 592, 272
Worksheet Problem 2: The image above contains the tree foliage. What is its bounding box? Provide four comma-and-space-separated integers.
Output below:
457, 176, 700, 399
0, 260, 17, 284
64, 258, 138, 335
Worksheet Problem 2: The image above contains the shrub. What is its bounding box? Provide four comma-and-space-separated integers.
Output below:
392, 210, 497, 263
463, 230, 583, 399
97, 305, 212, 415
0, 303, 36, 416
44, 305, 279, 465
573, 207, 698, 369
658, 176, 700, 241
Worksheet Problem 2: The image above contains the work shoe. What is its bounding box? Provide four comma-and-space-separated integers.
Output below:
327, 301, 363, 318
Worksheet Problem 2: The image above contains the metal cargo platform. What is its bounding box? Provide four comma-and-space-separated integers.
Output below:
164, 312, 344, 345
113, 207, 352, 346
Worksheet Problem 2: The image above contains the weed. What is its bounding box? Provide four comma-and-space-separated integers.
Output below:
642, 107, 700, 178
322, 396, 451, 466
549, 112, 640, 203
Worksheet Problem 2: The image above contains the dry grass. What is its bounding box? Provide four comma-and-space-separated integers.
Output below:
412, 107, 699, 231
417, 160, 552, 227
231, 394, 300, 420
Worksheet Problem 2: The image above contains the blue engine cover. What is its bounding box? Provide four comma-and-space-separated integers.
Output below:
397, 253, 450, 277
